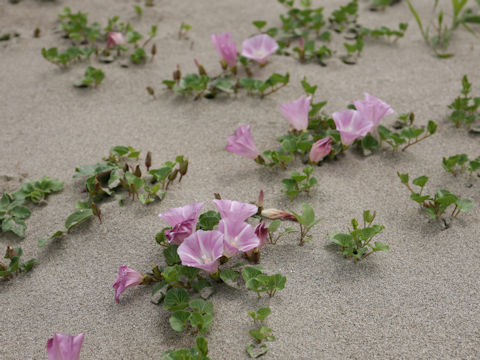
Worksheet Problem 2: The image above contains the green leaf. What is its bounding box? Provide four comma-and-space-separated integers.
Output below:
169, 310, 191, 332
412, 176, 428, 188
252, 20, 267, 31
246, 343, 268, 358
456, 198, 474, 212
164, 288, 190, 311
300, 203, 315, 227
372, 241, 390, 252
268, 219, 281, 233
10, 206, 31, 219
242, 266, 263, 282
427, 120, 437, 134
197, 211, 221, 231
196, 337, 209, 356
189, 299, 213, 314
220, 269, 240, 288
65, 209, 94, 231
328, 232, 354, 248
397, 172, 409, 185
2, 218, 26, 238
163, 245, 181, 266
361, 133, 379, 150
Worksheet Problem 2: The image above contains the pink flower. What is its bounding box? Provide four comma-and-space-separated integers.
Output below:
113, 265, 143, 303
213, 199, 258, 222
255, 221, 268, 250
226, 125, 260, 160
309, 137, 332, 163
353, 93, 394, 130
106, 32, 126, 49
241, 34, 279, 64
211, 32, 237, 68
280, 96, 312, 131
158, 202, 204, 245
177, 230, 224, 274
46, 333, 85, 360
332, 110, 373, 146
218, 219, 260, 257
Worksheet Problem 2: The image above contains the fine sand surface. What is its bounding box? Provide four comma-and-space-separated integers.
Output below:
1, 0, 479, 359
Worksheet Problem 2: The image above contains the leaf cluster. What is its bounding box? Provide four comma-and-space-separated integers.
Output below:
41, 47, 95, 69
448, 75, 480, 128
328, 210, 389, 262
442, 153, 480, 176
162, 72, 290, 100
253, 0, 407, 66
1, 176, 64, 238
160, 337, 210, 360
282, 165, 318, 200
0, 246, 36, 280
398, 172, 474, 219
291, 203, 321, 245
74, 66, 105, 88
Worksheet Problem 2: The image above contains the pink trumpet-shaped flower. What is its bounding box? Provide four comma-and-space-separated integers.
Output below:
211, 32, 237, 68
177, 230, 224, 274
158, 202, 204, 245
113, 265, 143, 303
280, 96, 312, 131
219, 219, 260, 257
46, 333, 85, 360
332, 110, 373, 146
353, 93, 394, 130
106, 32, 126, 49
213, 199, 258, 222
309, 137, 332, 163
241, 34, 279, 64
226, 125, 260, 160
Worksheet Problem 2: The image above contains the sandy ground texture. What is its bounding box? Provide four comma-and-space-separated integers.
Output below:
1, 0, 480, 359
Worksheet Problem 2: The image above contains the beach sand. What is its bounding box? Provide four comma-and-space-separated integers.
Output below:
1, 0, 479, 359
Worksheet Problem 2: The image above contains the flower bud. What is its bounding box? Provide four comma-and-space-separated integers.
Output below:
5, 246, 17, 258
145, 151, 152, 171
168, 168, 178, 181
151, 43, 157, 56
261, 208, 297, 221
257, 189, 264, 211
194, 59, 207, 76
173, 64, 181, 84
134, 165, 142, 178
179, 157, 189, 176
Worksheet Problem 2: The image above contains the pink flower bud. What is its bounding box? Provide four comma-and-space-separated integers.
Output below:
106, 32, 126, 49
261, 208, 297, 221
309, 137, 332, 163
211, 32, 237, 68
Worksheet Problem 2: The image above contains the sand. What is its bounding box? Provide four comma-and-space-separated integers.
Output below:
1, 0, 479, 359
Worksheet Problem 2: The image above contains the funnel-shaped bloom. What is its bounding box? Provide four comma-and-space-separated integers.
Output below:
211, 32, 237, 67
46, 333, 85, 360
113, 265, 143, 303
178, 230, 224, 274
241, 34, 279, 64
213, 199, 258, 222
332, 110, 373, 146
159, 202, 204, 245
106, 32, 126, 49
280, 96, 312, 131
309, 137, 332, 163
226, 125, 260, 160
219, 219, 260, 257
255, 221, 269, 249
353, 93, 394, 130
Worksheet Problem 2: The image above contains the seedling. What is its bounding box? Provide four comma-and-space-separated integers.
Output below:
282, 165, 318, 199
0, 246, 36, 280
406, 0, 480, 58
291, 203, 321, 245
74, 66, 105, 88
179, 22, 192, 40
246, 307, 275, 358
265, 219, 297, 245
328, 210, 389, 262
398, 172, 474, 219
448, 75, 480, 128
